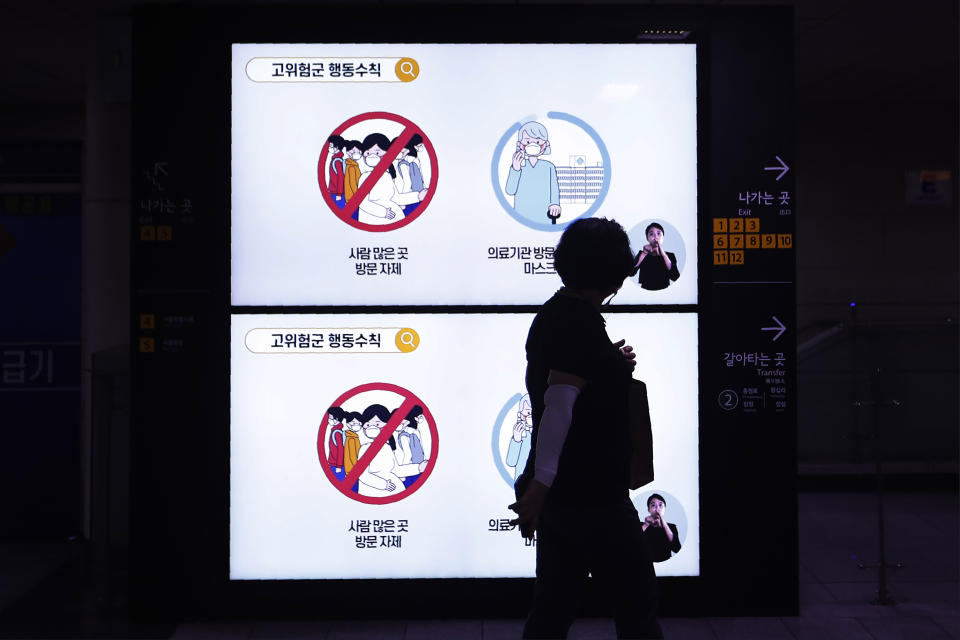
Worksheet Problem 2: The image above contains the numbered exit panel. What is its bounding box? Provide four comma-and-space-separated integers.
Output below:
711, 214, 793, 276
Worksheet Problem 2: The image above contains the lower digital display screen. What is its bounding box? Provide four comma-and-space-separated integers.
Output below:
230, 313, 699, 579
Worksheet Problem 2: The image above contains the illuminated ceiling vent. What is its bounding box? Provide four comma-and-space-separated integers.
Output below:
636, 29, 691, 41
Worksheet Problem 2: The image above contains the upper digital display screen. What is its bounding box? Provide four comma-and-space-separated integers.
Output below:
231, 43, 697, 306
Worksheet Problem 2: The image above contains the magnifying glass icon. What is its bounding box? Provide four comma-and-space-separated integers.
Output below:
395, 58, 420, 83
396, 328, 420, 352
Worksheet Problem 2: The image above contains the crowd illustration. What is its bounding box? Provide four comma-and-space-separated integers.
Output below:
325, 403, 431, 497
325, 131, 432, 225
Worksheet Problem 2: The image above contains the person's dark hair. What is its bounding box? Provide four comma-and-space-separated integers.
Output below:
345, 411, 362, 424
361, 133, 396, 180
554, 217, 636, 292
647, 493, 666, 508
644, 222, 665, 236
360, 404, 397, 450
404, 133, 423, 158
361, 403, 392, 424
345, 139, 362, 153
327, 406, 345, 421
405, 404, 424, 427
328, 134, 346, 150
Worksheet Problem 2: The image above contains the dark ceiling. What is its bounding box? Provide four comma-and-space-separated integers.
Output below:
0, 0, 956, 106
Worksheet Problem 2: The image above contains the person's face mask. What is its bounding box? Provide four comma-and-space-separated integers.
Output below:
364, 155, 381, 168
524, 143, 542, 156
350, 152, 362, 160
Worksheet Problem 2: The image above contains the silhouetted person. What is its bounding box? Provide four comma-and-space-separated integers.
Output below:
509, 218, 663, 639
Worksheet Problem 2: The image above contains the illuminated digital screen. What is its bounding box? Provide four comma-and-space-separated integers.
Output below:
230, 313, 699, 579
132, 4, 799, 614
229, 42, 700, 581
231, 43, 698, 306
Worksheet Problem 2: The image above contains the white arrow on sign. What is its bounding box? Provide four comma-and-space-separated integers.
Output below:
154, 162, 168, 178
762, 316, 786, 341
764, 155, 789, 181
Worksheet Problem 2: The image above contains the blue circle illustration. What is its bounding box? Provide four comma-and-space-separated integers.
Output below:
631, 488, 689, 550
492, 393, 524, 489
490, 111, 611, 232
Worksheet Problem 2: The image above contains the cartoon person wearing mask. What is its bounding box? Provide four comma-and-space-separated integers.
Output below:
504, 121, 561, 225
356, 133, 427, 226
392, 134, 431, 216
356, 404, 406, 497
505, 394, 533, 482
394, 405, 430, 488
342, 411, 363, 475
325, 135, 347, 206
342, 139, 363, 204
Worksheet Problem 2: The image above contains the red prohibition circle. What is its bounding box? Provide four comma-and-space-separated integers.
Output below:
318, 112, 439, 233
317, 382, 438, 505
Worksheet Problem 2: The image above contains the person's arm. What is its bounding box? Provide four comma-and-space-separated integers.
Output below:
358, 197, 392, 219
667, 522, 681, 553
396, 433, 411, 465
359, 463, 396, 491
636, 245, 654, 267
547, 163, 562, 219
505, 151, 523, 195
390, 187, 420, 206
505, 427, 524, 467
548, 163, 560, 207
508, 370, 585, 538
395, 162, 412, 193
358, 174, 398, 219
665, 252, 680, 281
658, 514, 673, 541
659, 247, 671, 270
394, 462, 422, 478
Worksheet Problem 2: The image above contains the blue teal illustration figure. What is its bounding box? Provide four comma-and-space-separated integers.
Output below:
505, 394, 533, 481
394, 404, 429, 488
504, 121, 562, 226
392, 134, 428, 216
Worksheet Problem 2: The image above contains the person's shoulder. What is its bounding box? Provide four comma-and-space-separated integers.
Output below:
530, 294, 590, 343
539, 293, 595, 322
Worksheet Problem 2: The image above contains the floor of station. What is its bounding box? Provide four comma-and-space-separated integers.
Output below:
1, 491, 957, 639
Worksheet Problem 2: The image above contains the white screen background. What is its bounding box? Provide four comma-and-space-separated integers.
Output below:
231, 43, 698, 306
230, 312, 699, 579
